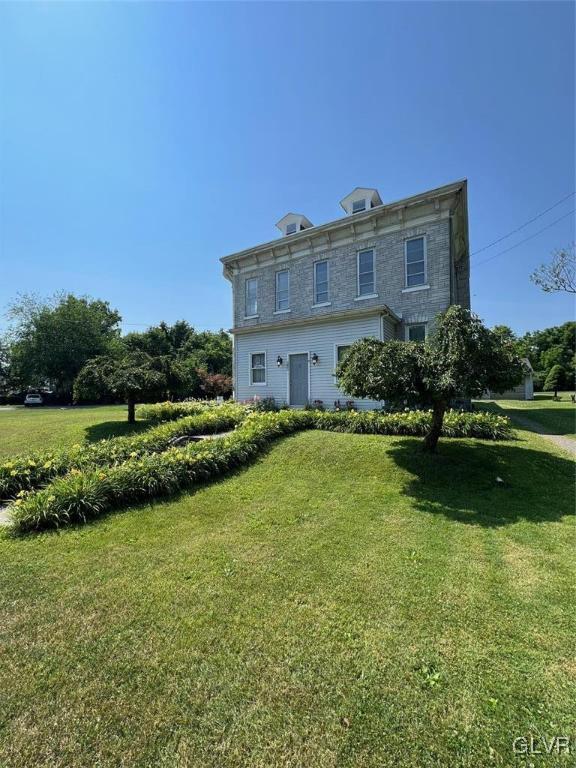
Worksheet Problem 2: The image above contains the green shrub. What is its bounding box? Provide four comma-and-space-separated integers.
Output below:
0, 403, 248, 499
12, 410, 314, 532
313, 409, 512, 440
137, 400, 214, 422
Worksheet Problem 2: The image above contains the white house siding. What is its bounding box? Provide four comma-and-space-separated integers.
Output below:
234, 313, 388, 409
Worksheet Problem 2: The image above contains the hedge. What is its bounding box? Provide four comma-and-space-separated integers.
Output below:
0, 403, 247, 499
11, 410, 313, 532
137, 400, 223, 423
313, 409, 513, 440
9, 408, 513, 532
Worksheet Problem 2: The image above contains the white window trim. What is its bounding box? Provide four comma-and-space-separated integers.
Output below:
275, 269, 290, 312
311, 301, 332, 309
286, 351, 311, 406
313, 259, 330, 306
244, 277, 258, 318
273, 309, 291, 315
250, 351, 267, 386
405, 323, 428, 342
243, 314, 259, 320
404, 236, 427, 289
356, 248, 376, 298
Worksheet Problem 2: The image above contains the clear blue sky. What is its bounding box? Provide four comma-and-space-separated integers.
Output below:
0, 1, 574, 336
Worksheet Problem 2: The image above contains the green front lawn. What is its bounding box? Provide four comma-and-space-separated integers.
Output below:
0, 405, 147, 457
479, 392, 576, 439
0, 428, 574, 767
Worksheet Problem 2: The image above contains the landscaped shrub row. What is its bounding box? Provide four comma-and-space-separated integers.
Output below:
313, 409, 513, 440
11, 410, 314, 532
137, 400, 225, 422
0, 403, 247, 499
10, 408, 513, 532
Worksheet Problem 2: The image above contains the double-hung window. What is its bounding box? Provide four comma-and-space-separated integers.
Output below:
245, 277, 258, 317
405, 237, 426, 287
250, 352, 266, 384
314, 260, 329, 304
275, 269, 290, 311
357, 249, 375, 296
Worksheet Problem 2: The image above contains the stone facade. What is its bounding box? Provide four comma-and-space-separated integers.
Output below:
231, 218, 455, 338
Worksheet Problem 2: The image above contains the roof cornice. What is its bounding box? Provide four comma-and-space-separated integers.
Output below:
221, 179, 467, 271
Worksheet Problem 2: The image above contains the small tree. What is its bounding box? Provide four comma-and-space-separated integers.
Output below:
531, 244, 576, 294
74, 353, 166, 422
337, 306, 524, 452
543, 364, 563, 399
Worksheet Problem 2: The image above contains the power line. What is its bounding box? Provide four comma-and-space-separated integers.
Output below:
471, 191, 575, 256
473, 208, 575, 268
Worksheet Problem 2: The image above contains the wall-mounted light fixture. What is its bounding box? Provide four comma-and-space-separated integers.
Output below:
311, 353, 319, 366
276, 355, 283, 367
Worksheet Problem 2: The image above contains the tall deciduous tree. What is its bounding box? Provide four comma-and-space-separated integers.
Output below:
543, 364, 563, 399
7, 293, 121, 399
337, 306, 524, 452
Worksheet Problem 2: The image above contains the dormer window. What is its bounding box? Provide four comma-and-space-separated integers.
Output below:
340, 187, 383, 216
276, 213, 313, 237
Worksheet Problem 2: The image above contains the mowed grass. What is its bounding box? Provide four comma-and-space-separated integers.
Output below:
0, 405, 148, 457
480, 392, 576, 439
0, 429, 574, 768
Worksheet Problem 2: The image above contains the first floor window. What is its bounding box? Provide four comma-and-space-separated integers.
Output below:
245, 277, 258, 316
336, 345, 352, 364
251, 352, 266, 384
405, 237, 426, 287
314, 260, 329, 304
357, 249, 375, 296
408, 324, 426, 342
276, 269, 290, 311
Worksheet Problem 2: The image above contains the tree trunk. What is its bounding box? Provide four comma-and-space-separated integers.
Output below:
127, 396, 135, 423
423, 400, 446, 453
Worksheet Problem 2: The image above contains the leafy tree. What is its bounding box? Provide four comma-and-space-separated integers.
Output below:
337, 306, 523, 452
74, 353, 166, 422
531, 244, 576, 294
543, 364, 563, 398
6, 293, 121, 399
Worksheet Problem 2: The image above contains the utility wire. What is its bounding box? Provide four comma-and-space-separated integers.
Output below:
473, 208, 575, 268
471, 191, 575, 256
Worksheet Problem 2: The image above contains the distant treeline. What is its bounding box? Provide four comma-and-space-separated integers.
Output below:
0, 293, 232, 404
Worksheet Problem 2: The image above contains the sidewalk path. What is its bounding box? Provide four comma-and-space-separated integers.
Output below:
511, 413, 576, 456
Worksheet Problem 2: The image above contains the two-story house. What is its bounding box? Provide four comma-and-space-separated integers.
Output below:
221, 180, 470, 409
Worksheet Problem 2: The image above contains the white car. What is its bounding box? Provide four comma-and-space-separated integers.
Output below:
24, 393, 44, 407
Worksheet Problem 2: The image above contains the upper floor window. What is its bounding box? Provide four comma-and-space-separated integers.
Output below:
314, 260, 329, 304
357, 249, 375, 296
250, 352, 266, 384
245, 277, 258, 317
405, 237, 426, 287
285, 222, 298, 235
352, 199, 367, 214
408, 324, 426, 342
275, 269, 290, 311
